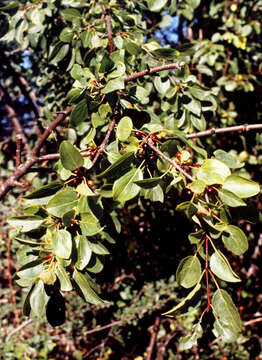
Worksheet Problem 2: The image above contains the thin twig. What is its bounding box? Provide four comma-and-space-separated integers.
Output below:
6, 319, 33, 341
186, 123, 262, 139
146, 316, 160, 360
84, 320, 123, 336
148, 142, 195, 182
0, 85, 31, 152
244, 317, 262, 327
124, 62, 185, 83
92, 118, 116, 165
6, 237, 19, 326
15, 134, 22, 169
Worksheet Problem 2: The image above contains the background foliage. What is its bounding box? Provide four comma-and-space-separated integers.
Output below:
1, 0, 262, 359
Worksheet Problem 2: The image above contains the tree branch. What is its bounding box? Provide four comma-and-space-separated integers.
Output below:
92, 118, 116, 165
0, 85, 31, 153
124, 62, 185, 83
101, 5, 114, 54
84, 320, 123, 336
2, 54, 41, 119
146, 316, 160, 360
148, 142, 195, 182
186, 123, 262, 139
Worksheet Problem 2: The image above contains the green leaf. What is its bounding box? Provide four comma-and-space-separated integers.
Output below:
75, 236, 92, 270
147, 0, 168, 12
47, 188, 78, 217
211, 289, 242, 335
113, 168, 143, 202
163, 283, 201, 316
70, 99, 88, 126
142, 185, 164, 202
222, 175, 260, 198
73, 269, 104, 305
134, 177, 161, 189
86, 256, 104, 273
55, 263, 72, 291
59, 140, 84, 171
52, 229, 72, 259
176, 256, 202, 288
59, 27, 74, 42
97, 152, 134, 178
17, 260, 44, 280
39, 268, 57, 285
214, 150, 243, 169
0, 2, 19, 10
218, 189, 246, 207
76, 182, 96, 196
190, 180, 206, 194
102, 78, 125, 94
154, 77, 170, 95
183, 98, 201, 117
7, 216, 43, 232
61, 8, 81, 21
222, 225, 248, 255
99, 54, 114, 73
50, 44, 69, 65
88, 241, 109, 255
30, 280, 46, 317
213, 318, 238, 342
178, 323, 203, 351
197, 159, 231, 185
210, 251, 241, 283
23, 181, 63, 199
116, 116, 133, 141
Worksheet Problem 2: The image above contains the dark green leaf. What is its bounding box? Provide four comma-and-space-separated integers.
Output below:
23, 181, 63, 199
46, 188, 78, 217
70, 99, 88, 126
210, 251, 241, 282
218, 189, 246, 207
59, 140, 84, 171
73, 269, 104, 305
222, 225, 248, 255
134, 177, 161, 189
97, 152, 134, 178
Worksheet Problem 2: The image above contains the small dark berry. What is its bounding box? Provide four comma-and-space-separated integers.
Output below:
135, 131, 143, 139
137, 154, 144, 160
73, 169, 79, 175
176, 152, 181, 159
90, 151, 96, 157
193, 225, 200, 233
143, 143, 149, 150
207, 187, 215, 195
149, 155, 156, 161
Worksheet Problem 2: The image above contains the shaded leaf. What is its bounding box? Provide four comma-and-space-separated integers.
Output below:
222, 225, 248, 255
73, 269, 104, 305
47, 188, 78, 217
59, 140, 84, 171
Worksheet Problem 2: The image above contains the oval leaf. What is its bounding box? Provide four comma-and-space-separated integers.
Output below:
218, 189, 246, 207
116, 116, 133, 141
113, 168, 143, 202
197, 159, 231, 185
59, 140, 84, 171
176, 256, 202, 288
55, 263, 73, 291
222, 225, 248, 255
75, 236, 92, 270
210, 251, 241, 283
30, 280, 46, 317
47, 188, 78, 218
211, 289, 242, 334
52, 229, 72, 259
222, 174, 260, 198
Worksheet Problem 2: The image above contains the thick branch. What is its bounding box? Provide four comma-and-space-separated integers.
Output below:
148, 142, 194, 182
0, 107, 73, 199
124, 62, 185, 83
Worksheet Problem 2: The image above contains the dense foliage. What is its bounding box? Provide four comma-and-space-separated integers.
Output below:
1, 0, 262, 358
